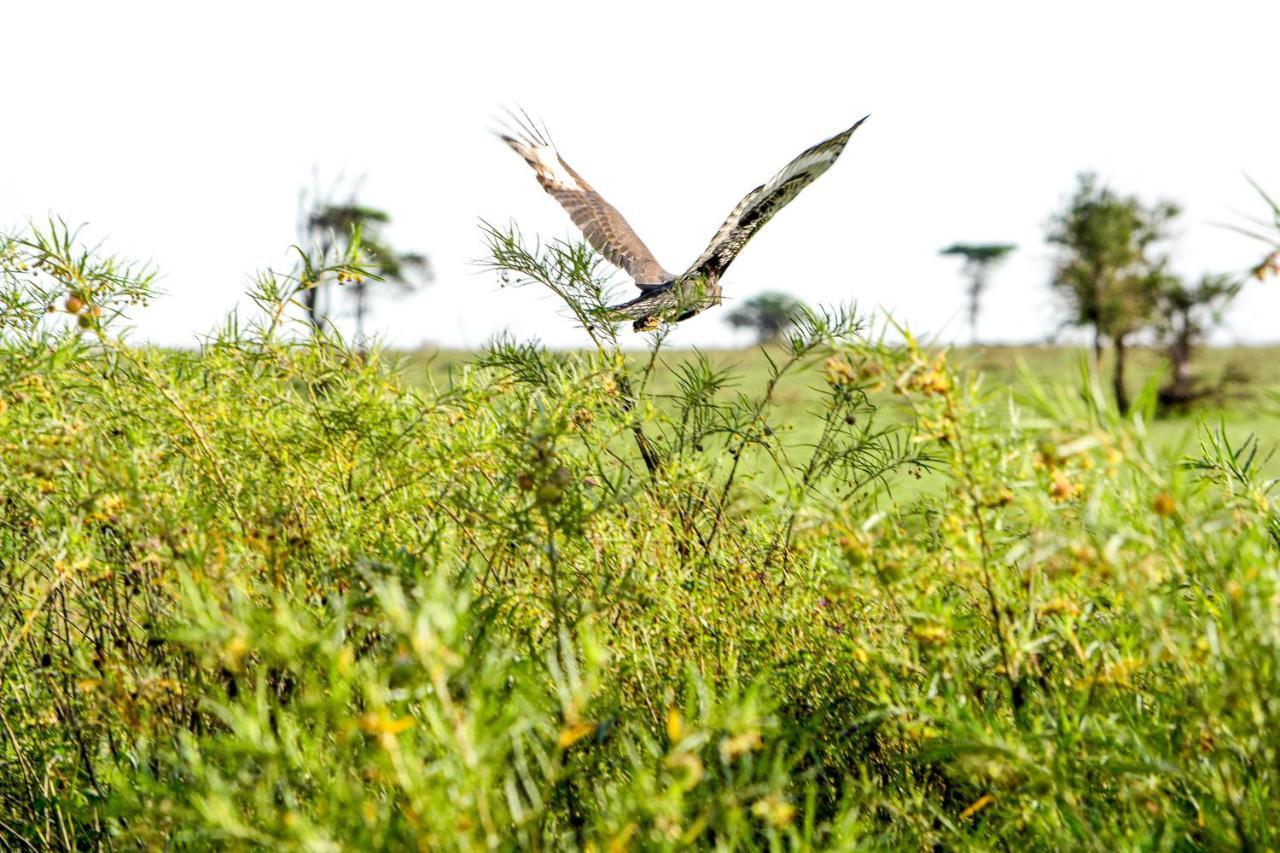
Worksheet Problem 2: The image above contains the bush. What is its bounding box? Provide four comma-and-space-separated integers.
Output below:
1, 221, 1277, 849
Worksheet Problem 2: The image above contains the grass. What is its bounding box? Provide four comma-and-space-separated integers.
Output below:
1, 221, 1279, 850
408, 343, 1280, 484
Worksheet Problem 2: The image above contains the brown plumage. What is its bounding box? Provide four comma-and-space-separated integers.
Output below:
498, 110, 868, 331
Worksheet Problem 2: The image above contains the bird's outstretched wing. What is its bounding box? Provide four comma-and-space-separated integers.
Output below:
497, 110, 673, 289
683, 116, 868, 281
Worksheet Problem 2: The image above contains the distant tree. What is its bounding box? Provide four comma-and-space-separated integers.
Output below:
1046, 173, 1179, 414
726, 291, 808, 344
298, 190, 431, 343
1152, 273, 1241, 407
939, 243, 1016, 344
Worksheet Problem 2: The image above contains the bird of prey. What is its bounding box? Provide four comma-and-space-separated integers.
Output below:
498, 110, 868, 331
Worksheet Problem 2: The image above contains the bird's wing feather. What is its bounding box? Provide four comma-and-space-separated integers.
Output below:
684, 116, 868, 281
498, 112, 673, 289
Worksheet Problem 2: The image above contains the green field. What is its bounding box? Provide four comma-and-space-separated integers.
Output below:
3, 229, 1280, 850
408, 343, 1280, 483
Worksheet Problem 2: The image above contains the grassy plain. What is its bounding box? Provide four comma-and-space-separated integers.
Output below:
408, 343, 1280, 483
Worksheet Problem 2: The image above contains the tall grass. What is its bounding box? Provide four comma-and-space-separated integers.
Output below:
1, 220, 1277, 849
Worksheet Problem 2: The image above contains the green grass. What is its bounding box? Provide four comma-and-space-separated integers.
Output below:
3, 223, 1279, 850
407, 343, 1280, 483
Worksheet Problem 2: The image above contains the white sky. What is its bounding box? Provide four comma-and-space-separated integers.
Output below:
4, 1, 1279, 349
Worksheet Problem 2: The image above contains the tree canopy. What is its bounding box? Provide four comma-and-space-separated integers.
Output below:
725, 291, 809, 344
302, 201, 432, 344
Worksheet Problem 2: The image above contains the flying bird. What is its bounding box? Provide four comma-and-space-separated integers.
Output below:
498, 110, 868, 331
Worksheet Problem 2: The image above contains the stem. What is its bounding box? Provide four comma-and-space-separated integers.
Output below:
613, 372, 660, 477
943, 390, 1024, 714
705, 349, 801, 549
1112, 333, 1130, 415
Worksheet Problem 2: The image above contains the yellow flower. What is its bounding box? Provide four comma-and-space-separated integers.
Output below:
557, 722, 595, 749
1152, 492, 1176, 518
985, 488, 1015, 508
911, 623, 950, 646
751, 794, 796, 826
1049, 473, 1077, 502
608, 823, 636, 853
665, 707, 683, 743
824, 356, 856, 386
1039, 597, 1080, 617
222, 635, 250, 671
361, 711, 414, 737
960, 793, 994, 819
719, 730, 762, 760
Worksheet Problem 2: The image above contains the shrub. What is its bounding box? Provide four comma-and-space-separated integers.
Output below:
0, 220, 1276, 849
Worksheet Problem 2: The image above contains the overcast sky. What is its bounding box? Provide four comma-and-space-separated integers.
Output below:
4, 1, 1279, 349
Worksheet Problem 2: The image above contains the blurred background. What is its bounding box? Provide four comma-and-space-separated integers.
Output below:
2, 0, 1278, 350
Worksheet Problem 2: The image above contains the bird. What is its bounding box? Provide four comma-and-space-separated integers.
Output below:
497, 109, 868, 332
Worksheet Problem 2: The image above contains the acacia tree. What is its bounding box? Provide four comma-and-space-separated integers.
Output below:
1046, 174, 1179, 414
939, 243, 1016, 344
726, 291, 809, 344
300, 197, 431, 343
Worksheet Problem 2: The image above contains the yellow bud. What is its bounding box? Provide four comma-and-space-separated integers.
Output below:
666, 707, 682, 743
557, 722, 594, 749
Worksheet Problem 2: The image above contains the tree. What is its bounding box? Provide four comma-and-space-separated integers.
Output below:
299, 193, 432, 343
1152, 273, 1240, 407
1046, 173, 1179, 414
939, 243, 1016, 344
725, 291, 808, 344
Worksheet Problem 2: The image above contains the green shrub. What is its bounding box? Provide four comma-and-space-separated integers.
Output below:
0, 221, 1276, 849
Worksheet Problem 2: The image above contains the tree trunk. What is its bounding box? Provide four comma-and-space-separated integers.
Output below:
1092, 328, 1104, 369
1159, 311, 1200, 408
303, 286, 323, 333
303, 235, 333, 336
1111, 334, 1130, 415
968, 279, 980, 346
1169, 313, 1195, 397
354, 282, 367, 349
